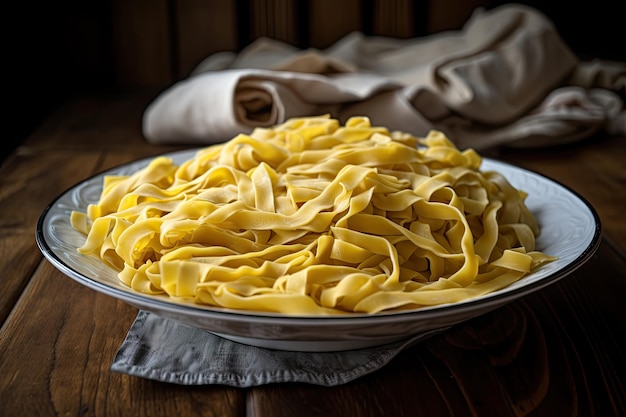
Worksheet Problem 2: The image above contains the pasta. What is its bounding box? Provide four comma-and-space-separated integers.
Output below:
71, 115, 556, 315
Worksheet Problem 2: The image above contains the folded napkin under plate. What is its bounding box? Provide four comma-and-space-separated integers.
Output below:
111, 311, 445, 387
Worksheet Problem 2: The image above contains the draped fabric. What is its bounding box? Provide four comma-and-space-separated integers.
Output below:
142, 4, 625, 150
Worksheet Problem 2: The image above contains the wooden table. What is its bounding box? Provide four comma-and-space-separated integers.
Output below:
1, 93, 625, 416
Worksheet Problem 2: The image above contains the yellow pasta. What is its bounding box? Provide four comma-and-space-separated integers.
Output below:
71, 115, 556, 315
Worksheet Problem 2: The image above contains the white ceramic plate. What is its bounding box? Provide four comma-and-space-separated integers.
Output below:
36, 150, 601, 351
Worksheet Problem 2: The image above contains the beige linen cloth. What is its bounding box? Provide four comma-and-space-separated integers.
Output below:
143, 3, 626, 150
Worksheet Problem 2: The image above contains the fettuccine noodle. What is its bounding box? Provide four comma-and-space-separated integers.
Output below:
71, 115, 555, 314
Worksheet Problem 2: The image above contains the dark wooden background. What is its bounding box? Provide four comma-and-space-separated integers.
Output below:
5, 0, 624, 162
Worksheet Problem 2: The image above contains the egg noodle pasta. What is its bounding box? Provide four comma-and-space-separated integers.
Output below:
71, 115, 556, 315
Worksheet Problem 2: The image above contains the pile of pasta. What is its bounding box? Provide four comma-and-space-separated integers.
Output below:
71, 116, 555, 315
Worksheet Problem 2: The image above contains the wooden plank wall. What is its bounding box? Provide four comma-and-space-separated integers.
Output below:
9, 0, 622, 162
111, 0, 486, 89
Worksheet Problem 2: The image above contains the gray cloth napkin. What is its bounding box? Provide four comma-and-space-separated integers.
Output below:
111, 311, 443, 387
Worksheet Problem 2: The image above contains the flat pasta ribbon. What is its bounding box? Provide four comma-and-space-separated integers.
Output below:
71, 115, 556, 315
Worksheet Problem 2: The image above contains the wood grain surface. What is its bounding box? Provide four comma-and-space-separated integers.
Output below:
0, 94, 624, 417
